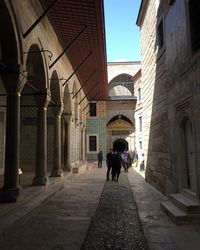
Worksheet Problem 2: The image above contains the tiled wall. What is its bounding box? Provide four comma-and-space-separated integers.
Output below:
85, 117, 107, 161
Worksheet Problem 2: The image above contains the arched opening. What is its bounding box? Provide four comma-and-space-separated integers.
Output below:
0, 1, 19, 175
106, 114, 135, 153
113, 138, 128, 152
107, 114, 134, 126
48, 70, 61, 172
179, 117, 197, 193
109, 74, 134, 97
0, 1, 18, 68
20, 44, 47, 185
0, 2, 20, 187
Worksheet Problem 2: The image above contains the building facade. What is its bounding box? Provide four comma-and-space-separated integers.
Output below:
0, 0, 107, 202
137, 0, 200, 220
86, 61, 141, 161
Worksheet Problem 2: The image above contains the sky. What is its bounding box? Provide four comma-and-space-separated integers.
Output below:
104, 0, 141, 62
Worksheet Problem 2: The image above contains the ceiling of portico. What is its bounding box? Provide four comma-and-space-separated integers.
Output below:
40, 0, 108, 101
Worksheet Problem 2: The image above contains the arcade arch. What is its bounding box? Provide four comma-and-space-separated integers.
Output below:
20, 43, 49, 186
106, 114, 135, 153
109, 74, 134, 97
0, 1, 22, 201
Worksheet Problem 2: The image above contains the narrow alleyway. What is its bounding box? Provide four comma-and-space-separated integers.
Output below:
1, 165, 200, 250
82, 174, 148, 250
0, 166, 148, 250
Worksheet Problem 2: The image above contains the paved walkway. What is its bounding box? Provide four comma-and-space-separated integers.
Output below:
82, 173, 148, 250
128, 167, 200, 250
0, 165, 200, 249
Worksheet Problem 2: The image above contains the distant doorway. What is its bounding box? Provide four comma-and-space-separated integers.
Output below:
113, 138, 128, 152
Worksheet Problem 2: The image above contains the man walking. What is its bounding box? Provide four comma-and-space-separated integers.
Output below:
106, 149, 114, 180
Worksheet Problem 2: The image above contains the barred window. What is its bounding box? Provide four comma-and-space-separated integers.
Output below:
89, 103, 97, 117
189, 0, 200, 53
138, 88, 141, 101
89, 135, 97, 152
139, 116, 142, 132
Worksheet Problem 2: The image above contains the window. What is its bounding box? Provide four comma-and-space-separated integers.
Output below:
157, 19, 164, 50
87, 134, 99, 153
89, 102, 97, 117
138, 88, 141, 101
139, 141, 142, 150
139, 116, 142, 132
188, 0, 200, 53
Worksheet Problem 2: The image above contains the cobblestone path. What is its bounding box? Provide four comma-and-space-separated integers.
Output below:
81, 173, 149, 250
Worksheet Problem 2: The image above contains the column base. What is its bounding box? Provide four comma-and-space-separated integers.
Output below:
63, 162, 72, 172
50, 169, 63, 177
32, 176, 49, 186
0, 187, 20, 203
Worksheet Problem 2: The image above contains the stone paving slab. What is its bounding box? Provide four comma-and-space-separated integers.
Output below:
0, 166, 106, 250
128, 168, 200, 250
81, 173, 149, 250
1, 164, 200, 250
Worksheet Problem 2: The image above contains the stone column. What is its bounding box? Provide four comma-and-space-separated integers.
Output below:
0, 92, 21, 202
50, 106, 63, 177
63, 116, 71, 171
32, 91, 50, 186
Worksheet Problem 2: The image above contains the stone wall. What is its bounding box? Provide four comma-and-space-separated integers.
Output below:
139, 0, 170, 193
139, 0, 200, 195
85, 102, 107, 161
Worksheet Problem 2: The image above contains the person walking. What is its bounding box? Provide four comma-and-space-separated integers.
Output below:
98, 150, 103, 168
106, 149, 114, 180
114, 151, 122, 182
121, 151, 128, 172
140, 153, 145, 171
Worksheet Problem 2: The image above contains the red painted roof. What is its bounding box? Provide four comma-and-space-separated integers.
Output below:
40, 0, 108, 100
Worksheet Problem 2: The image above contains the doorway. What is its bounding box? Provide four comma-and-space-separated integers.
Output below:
113, 138, 128, 152
179, 117, 197, 193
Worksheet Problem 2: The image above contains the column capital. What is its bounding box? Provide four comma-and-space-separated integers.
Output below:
35, 89, 51, 108
51, 104, 64, 117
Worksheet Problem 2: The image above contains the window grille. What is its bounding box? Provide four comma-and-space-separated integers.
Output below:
139, 141, 142, 150
89, 135, 97, 151
109, 74, 134, 97
89, 103, 97, 117
138, 88, 141, 101
139, 116, 142, 132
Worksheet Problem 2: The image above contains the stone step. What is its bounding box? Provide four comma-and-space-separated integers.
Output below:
182, 189, 199, 200
160, 200, 188, 224
169, 193, 200, 214
161, 200, 200, 224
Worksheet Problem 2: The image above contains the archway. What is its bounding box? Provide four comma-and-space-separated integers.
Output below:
179, 117, 197, 193
109, 74, 134, 97
113, 138, 128, 152
20, 43, 48, 186
49, 70, 63, 177
0, 1, 21, 201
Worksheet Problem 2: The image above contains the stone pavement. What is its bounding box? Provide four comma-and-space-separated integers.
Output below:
128, 167, 200, 250
82, 173, 148, 250
0, 164, 200, 249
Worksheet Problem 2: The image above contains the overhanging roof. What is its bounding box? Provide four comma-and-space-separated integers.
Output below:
136, 0, 148, 26
40, 0, 108, 101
